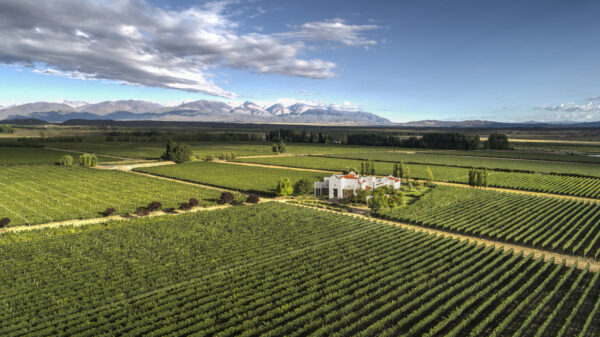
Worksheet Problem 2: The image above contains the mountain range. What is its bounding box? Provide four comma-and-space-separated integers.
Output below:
0, 100, 391, 125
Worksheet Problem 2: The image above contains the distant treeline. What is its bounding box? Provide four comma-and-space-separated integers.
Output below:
0, 136, 83, 147
267, 128, 510, 150
106, 131, 264, 142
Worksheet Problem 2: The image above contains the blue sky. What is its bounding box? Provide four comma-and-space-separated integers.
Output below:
1, 0, 600, 122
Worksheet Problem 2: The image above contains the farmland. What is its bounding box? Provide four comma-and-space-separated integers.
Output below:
0, 147, 116, 165
235, 155, 600, 198
386, 186, 600, 259
0, 165, 224, 226
135, 161, 328, 195
1, 203, 599, 336
322, 151, 600, 177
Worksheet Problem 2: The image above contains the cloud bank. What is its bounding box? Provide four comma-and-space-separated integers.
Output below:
535, 102, 600, 121
0, 0, 378, 97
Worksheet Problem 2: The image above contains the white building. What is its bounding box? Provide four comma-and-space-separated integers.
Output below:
314, 171, 401, 199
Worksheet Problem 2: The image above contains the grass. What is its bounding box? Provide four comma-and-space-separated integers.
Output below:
135, 161, 329, 196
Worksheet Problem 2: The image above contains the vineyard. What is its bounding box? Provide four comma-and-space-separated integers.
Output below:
234, 155, 600, 198
0, 203, 598, 336
0, 165, 224, 226
0, 147, 115, 165
322, 151, 600, 177
386, 186, 600, 259
135, 161, 328, 195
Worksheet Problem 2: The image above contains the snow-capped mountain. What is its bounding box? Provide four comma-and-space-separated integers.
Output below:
0, 99, 391, 125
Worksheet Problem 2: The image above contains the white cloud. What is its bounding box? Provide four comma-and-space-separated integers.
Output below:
279, 18, 380, 47
0, 0, 368, 98
534, 102, 600, 121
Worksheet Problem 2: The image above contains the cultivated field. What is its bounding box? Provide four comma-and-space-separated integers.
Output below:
0, 165, 224, 226
387, 186, 600, 259
135, 161, 328, 195
235, 155, 600, 198
1, 203, 599, 336
0, 147, 115, 165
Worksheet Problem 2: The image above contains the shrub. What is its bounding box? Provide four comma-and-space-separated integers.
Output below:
246, 194, 260, 204
275, 177, 294, 197
161, 140, 193, 163
188, 198, 199, 207
135, 207, 150, 216
179, 202, 192, 210
0, 217, 10, 228
205, 154, 214, 161
147, 201, 162, 212
293, 178, 314, 196
58, 155, 73, 166
218, 192, 235, 204
79, 153, 98, 167
103, 208, 116, 217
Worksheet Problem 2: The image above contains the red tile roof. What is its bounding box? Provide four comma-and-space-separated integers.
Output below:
388, 177, 400, 182
338, 173, 359, 179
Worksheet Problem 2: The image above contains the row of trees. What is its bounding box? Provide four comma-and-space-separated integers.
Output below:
468, 168, 489, 188
0, 125, 14, 134
58, 154, 98, 167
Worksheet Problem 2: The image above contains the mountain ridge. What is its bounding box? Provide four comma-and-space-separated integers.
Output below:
0, 100, 391, 125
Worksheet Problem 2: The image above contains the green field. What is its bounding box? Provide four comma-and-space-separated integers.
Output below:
135, 161, 328, 195
44, 141, 395, 159
0, 203, 598, 336
386, 186, 600, 259
0, 165, 224, 226
0, 147, 116, 165
235, 155, 600, 198
323, 151, 600, 177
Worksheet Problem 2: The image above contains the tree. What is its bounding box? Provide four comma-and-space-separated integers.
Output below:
353, 189, 369, 204
79, 153, 98, 167
58, 155, 73, 166
147, 201, 162, 212
360, 162, 365, 175
426, 166, 434, 186
468, 169, 476, 188
0, 125, 14, 134
189, 198, 199, 207
476, 170, 484, 188
278, 142, 287, 153
275, 177, 294, 197
272, 144, 279, 153
368, 188, 393, 215
293, 178, 313, 195
0, 217, 10, 228
246, 194, 260, 204
483, 169, 489, 189
488, 133, 510, 150
103, 208, 116, 217
218, 192, 235, 204
162, 140, 192, 163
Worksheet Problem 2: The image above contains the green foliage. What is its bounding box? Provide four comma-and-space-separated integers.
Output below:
162, 140, 193, 163
79, 153, 98, 167
293, 178, 314, 196
0, 203, 597, 334
426, 166, 434, 184
218, 152, 237, 160
236, 155, 600, 199
388, 185, 600, 258
136, 161, 324, 196
58, 155, 73, 166
0, 124, 14, 133
0, 165, 221, 226
272, 142, 287, 154
487, 133, 511, 150
275, 177, 294, 196
352, 189, 370, 204
218, 192, 235, 204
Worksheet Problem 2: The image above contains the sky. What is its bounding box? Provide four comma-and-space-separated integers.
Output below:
1, 0, 600, 123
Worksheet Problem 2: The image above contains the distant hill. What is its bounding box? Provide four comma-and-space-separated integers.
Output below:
0, 100, 391, 125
